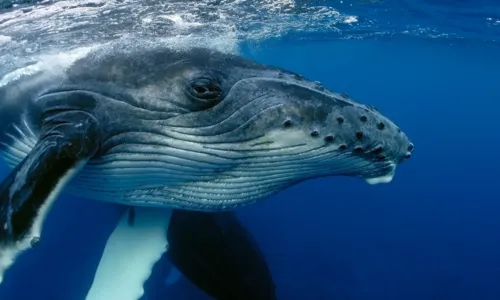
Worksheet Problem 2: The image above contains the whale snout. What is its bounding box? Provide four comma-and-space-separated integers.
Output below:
230, 76, 414, 185
325, 98, 414, 184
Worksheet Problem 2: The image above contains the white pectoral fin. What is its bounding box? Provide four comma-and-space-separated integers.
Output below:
86, 207, 172, 300
0, 160, 86, 284
0, 102, 101, 284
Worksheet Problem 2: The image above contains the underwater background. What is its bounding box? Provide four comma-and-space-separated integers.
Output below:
0, 0, 500, 299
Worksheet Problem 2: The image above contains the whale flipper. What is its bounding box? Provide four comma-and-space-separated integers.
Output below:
167, 210, 277, 300
87, 208, 276, 300
86, 207, 172, 300
0, 104, 101, 283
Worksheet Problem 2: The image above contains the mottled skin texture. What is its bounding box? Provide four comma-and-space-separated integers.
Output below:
0, 45, 413, 281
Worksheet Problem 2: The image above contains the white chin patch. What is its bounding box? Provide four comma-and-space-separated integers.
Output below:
365, 173, 395, 185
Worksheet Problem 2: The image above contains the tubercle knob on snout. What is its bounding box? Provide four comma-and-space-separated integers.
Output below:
404, 142, 414, 158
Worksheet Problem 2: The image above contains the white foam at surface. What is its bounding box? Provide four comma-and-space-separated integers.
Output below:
343, 16, 358, 24
260, 0, 295, 12
160, 14, 203, 29
0, 35, 12, 46
86, 207, 172, 300
0, 45, 96, 88
0, 0, 352, 72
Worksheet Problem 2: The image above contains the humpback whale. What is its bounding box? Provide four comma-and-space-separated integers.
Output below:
0, 42, 413, 298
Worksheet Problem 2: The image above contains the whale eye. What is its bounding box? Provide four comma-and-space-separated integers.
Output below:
188, 77, 222, 101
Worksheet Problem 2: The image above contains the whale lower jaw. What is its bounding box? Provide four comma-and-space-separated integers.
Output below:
364, 172, 396, 185
365, 175, 394, 185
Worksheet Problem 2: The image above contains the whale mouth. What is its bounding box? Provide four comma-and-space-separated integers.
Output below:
365, 174, 395, 185
363, 163, 397, 185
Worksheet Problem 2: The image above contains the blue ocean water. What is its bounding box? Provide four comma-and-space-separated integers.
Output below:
0, 0, 499, 299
